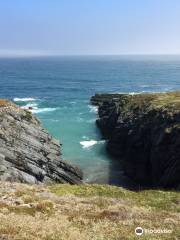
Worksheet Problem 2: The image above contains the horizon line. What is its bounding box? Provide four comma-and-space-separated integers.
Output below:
0, 53, 180, 58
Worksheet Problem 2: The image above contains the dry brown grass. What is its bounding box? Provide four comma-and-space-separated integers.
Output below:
0, 182, 179, 240
0, 99, 11, 107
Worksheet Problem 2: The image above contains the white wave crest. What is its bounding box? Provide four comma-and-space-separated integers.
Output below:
80, 140, 98, 148
23, 103, 38, 108
14, 97, 37, 102
88, 105, 98, 113
20, 103, 38, 111
80, 140, 106, 149
30, 108, 57, 114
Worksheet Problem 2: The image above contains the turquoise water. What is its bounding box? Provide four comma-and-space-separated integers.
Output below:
0, 55, 180, 184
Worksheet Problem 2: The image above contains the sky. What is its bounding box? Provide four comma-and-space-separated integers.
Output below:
0, 0, 180, 56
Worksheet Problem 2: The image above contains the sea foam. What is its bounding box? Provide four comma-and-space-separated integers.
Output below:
80, 140, 98, 148
80, 140, 106, 149
88, 105, 98, 113
13, 97, 37, 102
30, 108, 57, 114
23, 103, 38, 108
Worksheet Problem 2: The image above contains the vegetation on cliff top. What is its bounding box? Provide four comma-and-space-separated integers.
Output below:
0, 182, 179, 240
123, 91, 180, 111
91, 91, 180, 110
0, 99, 14, 107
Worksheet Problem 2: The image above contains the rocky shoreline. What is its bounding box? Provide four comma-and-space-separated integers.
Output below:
0, 99, 82, 184
91, 92, 180, 189
1, 93, 180, 189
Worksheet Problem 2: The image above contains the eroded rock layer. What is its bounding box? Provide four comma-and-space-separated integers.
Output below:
0, 100, 82, 184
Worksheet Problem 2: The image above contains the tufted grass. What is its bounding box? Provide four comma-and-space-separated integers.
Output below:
0, 182, 179, 240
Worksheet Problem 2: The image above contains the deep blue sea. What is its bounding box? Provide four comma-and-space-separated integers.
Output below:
0, 55, 180, 185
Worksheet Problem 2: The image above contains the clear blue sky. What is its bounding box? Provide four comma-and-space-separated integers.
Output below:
0, 0, 180, 56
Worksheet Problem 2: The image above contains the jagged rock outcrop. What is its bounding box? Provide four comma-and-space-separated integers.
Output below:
0, 99, 82, 184
91, 92, 180, 188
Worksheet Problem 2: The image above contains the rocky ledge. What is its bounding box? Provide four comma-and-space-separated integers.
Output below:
91, 92, 180, 188
0, 99, 82, 184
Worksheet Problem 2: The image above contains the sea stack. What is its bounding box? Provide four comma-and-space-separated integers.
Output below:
0, 99, 83, 184
91, 92, 180, 188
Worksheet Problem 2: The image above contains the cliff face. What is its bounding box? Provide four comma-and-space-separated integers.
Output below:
0, 100, 82, 184
91, 92, 180, 188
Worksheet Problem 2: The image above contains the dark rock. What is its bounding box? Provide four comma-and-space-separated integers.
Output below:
91, 92, 180, 188
0, 100, 83, 184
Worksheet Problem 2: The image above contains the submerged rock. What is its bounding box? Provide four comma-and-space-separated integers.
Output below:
91, 92, 180, 188
0, 99, 82, 184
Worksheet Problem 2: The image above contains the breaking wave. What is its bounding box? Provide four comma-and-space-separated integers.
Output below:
30, 108, 57, 114
13, 97, 37, 102
80, 140, 106, 149
88, 105, 98, 113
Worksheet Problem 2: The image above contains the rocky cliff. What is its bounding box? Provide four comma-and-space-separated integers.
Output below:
91, 92, 180, 188
0, 99, 82, 184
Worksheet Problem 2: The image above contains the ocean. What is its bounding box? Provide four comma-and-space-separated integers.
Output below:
0, 55, 180, 185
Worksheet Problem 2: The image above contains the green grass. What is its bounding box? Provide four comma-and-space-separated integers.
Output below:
49, 184, 131, 198
0, 182, 179, 240
49, 184, 180, 212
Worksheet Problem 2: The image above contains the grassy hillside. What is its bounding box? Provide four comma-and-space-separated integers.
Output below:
0, 182, 179, 240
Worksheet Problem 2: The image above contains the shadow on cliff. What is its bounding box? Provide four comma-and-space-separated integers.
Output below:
106, 152, 140, 190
